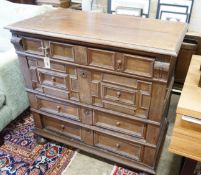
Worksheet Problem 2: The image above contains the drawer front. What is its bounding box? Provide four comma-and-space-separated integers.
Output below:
93, 111, 145, 138
101, 75, 152, 118
37, 96, 80, 121
42, 86, 69, 100
94, 132, 142, 161
41, 115, 82, 140
101, 83, 136, 106
37, 59, 67, 73
22, 37, 44, 55
38, 68, 68, 90
87, 48, 156, 79
27, 57, 67, 73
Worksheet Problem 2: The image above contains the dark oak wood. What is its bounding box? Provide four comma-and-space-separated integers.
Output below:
180, 158, 197, 175
175, 38, 198, 84
7, 9, 186, 174
0, 132, 4, 145
36, 0, 70, 8
7, 0, 34, 4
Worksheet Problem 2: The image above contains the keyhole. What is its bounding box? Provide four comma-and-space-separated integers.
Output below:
80, 71, 87, 78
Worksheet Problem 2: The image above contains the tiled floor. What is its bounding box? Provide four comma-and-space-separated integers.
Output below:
63, 94, 182, 175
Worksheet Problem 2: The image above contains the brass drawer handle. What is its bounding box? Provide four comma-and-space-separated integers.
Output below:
116, 122, 121, 126
116, 143, 120, 149
117, 60, 122, 70
61, 124, 65, 130
57, 106, 61, 112
116, 91, 121, 98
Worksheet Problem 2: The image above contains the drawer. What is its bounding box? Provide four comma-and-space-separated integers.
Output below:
42, 86, 69, 100
38, 113, 93, 145
37, 68, 68, 90
36, 96, 80, 121
88, 48, 155, 78
101, 83, 136, 106
37, 59, 67, 73
102, 73, 138, 89
41, 115, 82, 140
100, 78, 151, 118
22, 37, 44, 55
93, 111, 145, 138
94, 132, 142, 161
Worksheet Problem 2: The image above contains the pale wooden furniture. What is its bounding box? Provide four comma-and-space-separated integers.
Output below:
177, 55, 201, 119
7, 9, 186, 174
169, 55, 201, 175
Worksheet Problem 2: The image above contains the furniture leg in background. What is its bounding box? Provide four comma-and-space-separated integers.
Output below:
180, 158, 197, 175
0, 132, 4, 145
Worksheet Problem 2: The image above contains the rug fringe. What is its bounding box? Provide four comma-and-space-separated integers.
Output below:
110, 165, 117, 175
61, 149, 79, 175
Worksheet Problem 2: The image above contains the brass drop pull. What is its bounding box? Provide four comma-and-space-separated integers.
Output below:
52, 76, 56, 82
116, 143, 120, 149
116, 91, 121, 98
116, 122, 121, 126
117, 60, 122, 70
61, 124, 65, 130
57, 106, 61, 112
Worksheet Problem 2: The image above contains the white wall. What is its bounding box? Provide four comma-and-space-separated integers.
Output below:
188, 0, 201, 33
149, 0, 201, 33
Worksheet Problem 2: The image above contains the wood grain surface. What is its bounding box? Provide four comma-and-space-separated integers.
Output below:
6, 9, 187, 56
177, 55, 201, 119
169, 114, 201, 162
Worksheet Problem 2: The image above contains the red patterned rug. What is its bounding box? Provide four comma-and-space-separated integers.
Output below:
0, 111, 75, 175
112, 166, 145, 175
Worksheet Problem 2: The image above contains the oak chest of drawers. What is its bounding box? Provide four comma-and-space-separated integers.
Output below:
7, 9, 187, 174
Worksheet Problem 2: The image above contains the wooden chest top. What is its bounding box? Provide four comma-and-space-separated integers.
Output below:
6, 9, 187, 56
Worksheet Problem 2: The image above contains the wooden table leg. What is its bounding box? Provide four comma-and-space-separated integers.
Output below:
180, 158, 197, 175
